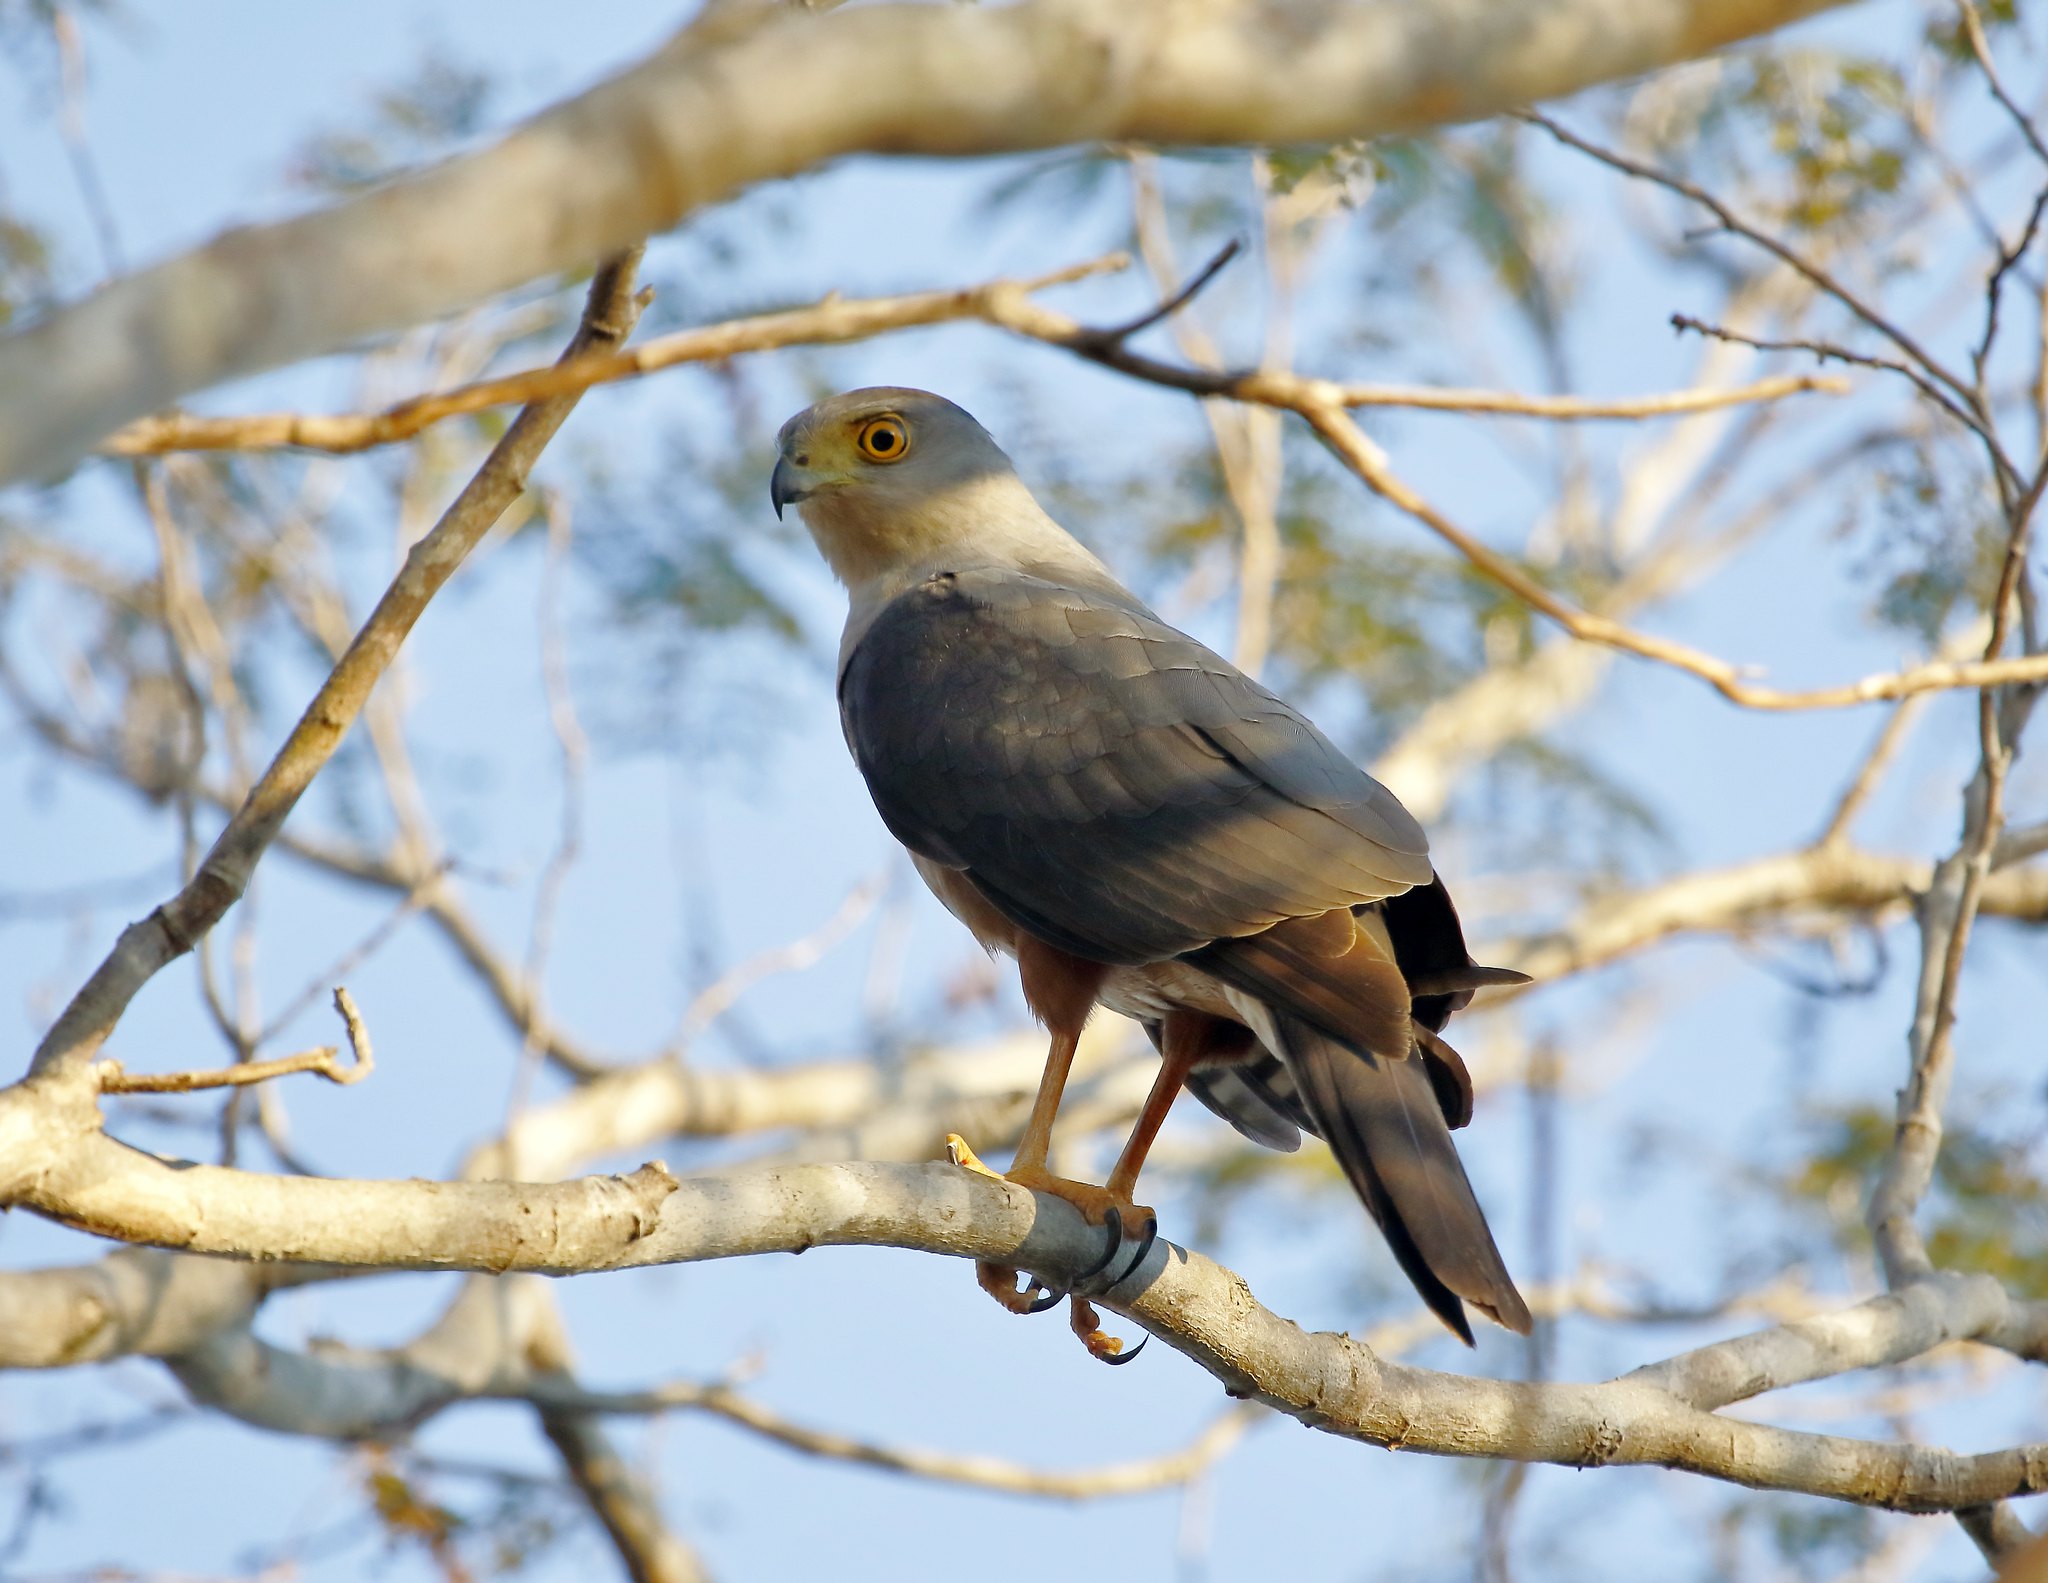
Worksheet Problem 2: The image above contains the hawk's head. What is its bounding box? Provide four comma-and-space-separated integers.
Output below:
771, 387, 1039, 589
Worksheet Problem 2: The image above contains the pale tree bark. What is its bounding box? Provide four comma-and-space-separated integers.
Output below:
0, 0, 1855, 485
4, 1045, 2046, 1518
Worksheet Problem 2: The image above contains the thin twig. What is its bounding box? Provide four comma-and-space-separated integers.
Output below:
101, 987, 372, 1095
523, 1375, 1259, 1500
1958, 1, 2048, 173
1520, 111, 1980, 411
1814, 695, 1937, 849
1297, 403, 2048, 711
100, 256, 1124, 458
1972, 184, 2048, 411
973, 284, 2048, 709
505, 489, 590, 1129
673, 873, 884, 1050
1336, 369, 1850, 419
1529, 107, 2029, 503
1123, 155, 1298, 677
1, 667, 619, 1081
1867, 384, 2047, 1294
1125, 156, 1289, 676
94, 255, 1850, 460
527, 1306, 708, 1583
1671, 314, 1990, 453
50, 8, 124, 280
100, 1044, 349, 1096
254, 864, 448, 1045
1081, 237, 1242, 345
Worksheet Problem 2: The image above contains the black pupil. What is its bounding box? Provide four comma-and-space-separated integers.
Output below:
870, 426, 897, 453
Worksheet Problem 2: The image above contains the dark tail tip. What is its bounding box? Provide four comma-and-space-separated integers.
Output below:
1276, 1012, 1530, 1343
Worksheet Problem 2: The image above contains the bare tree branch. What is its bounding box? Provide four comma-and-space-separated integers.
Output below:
145, 1256, 1252, 1512
0, 1249, 282, 1370
1867, 526, 2044, 1287
534, 1405, 710, 1583
100, 986, 372, 1095
1301, 402, 2048, 710
98, 256, 1127, 458
1124, 164, 1289, 677
90, 277, 1846, 466
1495, 844, 2048, 986
470, 1020, 1142, 1182
524, 1301, 711, 1583
1518, 111, 1986, 421
0, 1082, 680, 1273
1957, 0, 2048, 173
972, 286, 2048, 710
1372, 366, 1824, 819
99, 1043, 352, 1096
672, 873, 884, 1052
3, 1097, 2045, 1518
0, 0, 1856, 483
1671, 312, 1994, 452
524, 1377, 1259, 1501
1814, 694, 1936, 849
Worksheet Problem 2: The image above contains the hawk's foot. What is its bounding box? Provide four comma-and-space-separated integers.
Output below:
974, 1260, 1064, 1315
999, 1169, 1158, 1292
944, 1133, 1005, 1181
945, 1135, 1158, 1342
1070, 1296, 1147, 1366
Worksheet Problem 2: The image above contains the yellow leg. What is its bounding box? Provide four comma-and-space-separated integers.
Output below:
1009, 1027, 1081, 1176
950, 1028, 1078, 1315
1103, 1039, 1198, 1205
952, 1028, 1117, 1318
948, 1015, 1187, 1359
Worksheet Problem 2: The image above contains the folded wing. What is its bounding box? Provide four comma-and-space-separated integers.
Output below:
840, 569, 1430, 963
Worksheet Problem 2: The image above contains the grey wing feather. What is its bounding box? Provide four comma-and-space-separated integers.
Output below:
839, 570, 1430, 965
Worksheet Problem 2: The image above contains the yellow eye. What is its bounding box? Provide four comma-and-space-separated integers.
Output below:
855, 415, 910, 464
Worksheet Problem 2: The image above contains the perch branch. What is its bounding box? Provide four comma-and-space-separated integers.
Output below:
0, 1101, 2042, 1518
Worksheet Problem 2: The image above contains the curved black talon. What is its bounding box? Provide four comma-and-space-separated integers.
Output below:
1071, 1205, 1126, 1288
1022, 1278, 1066, 1315
1101, 1332, 1149, 1366
1118, 1216, 1160, 1284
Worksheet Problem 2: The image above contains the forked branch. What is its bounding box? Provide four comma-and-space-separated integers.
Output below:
27, 249, 649, 1081
98, 987, 372, 1095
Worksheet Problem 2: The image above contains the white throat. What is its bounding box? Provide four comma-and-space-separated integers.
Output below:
814, 476, 1127, 673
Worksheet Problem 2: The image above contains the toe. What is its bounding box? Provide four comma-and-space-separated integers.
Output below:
975, 1261, 1063, 1316
946, 1134, 1007, 1181
1069, 1296, 1147, 1365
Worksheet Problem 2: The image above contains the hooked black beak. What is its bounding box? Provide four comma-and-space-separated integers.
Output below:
769, 455, 806, 520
